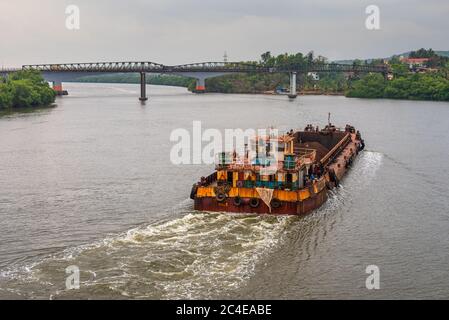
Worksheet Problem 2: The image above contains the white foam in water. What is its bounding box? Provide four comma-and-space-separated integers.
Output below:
298, 151, 383, 221
0, 152, 382, 299
115, 213, 294, 299
356, 151, 383, 182
0, 210, 294, 299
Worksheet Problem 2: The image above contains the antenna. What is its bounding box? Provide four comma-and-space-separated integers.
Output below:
328, 112, 331, 126
223, 51, 228, 63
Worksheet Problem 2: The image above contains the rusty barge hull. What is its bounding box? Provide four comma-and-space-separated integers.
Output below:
192, 126, 363, 215
194, 187, 328, 215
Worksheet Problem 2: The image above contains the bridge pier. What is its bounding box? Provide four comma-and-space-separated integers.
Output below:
194, 78, 206, 93
20, 61, 388, 100
288, 72, 297, 99
139, 72, 148, 101
52, 81, 68, 96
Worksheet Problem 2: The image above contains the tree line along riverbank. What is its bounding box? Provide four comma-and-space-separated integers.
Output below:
0, 70, 56, 111
78, 49, 449, 102
3, 49, 447, 106
193, 49, 449, 101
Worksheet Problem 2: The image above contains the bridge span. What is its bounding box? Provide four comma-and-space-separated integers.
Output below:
3, 61, 389, 100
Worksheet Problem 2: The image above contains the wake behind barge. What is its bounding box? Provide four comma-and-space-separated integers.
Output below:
190, 123, 364, 215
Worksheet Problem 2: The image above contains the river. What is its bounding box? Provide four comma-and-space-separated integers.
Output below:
0, 83, 448, 299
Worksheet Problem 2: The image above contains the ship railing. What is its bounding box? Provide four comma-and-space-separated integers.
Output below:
226, 164, 254, 170
215, 158, 252, 170
201, 172, 217, 186
245, 181, 300, 190
320, 133, 351, 166
216, 153, 316, 171
296, 147, 316, 156
295, 149, 316, 167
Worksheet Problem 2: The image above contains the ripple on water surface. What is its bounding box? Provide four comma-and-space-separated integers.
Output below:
0, 151, 386, 299
0, 206, 295, 299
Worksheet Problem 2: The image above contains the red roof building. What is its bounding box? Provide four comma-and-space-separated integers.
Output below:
400, 57, 430, 66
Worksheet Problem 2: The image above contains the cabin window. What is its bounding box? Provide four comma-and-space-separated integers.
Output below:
227, 172, 233, 183
277, 173, 284, 182
277, 142, 285, 152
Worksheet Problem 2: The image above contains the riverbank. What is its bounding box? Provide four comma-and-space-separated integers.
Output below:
259, 89, 344, 96
75, 74, 449, 102
72, 49, 449, 102
194, 50, 449, 102
75, 73, 193, 88
346, 72, 449, 101
77, 73, 449, 102
0, 103, 56, 118
0, 70, 56, 111
200, 73, 449, 102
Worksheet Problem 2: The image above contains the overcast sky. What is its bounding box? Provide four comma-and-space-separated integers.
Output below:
1, 0, 448, 67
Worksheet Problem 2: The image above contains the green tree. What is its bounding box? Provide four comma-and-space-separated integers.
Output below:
0, 70, 55, 110
261, 51, 272, 65
346, 73, 386, 98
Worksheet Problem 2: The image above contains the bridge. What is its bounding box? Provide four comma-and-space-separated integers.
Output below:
1, 61, 389, 100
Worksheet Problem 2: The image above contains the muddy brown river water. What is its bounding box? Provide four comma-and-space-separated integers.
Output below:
1, 83, 448, 299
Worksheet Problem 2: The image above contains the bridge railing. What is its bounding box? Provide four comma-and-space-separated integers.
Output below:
22, 61, 166, 73
274, 63, 388, 73
20, 61, 389, 74
0, 68, 21, 73
169, 61, 270, 73
165, 62, 388, 74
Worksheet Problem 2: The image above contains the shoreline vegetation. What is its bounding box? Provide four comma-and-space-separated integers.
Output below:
0, 103, 56, 117
0, 70, 56, 112
76, 73, 192, 88
78, 49, 449, 102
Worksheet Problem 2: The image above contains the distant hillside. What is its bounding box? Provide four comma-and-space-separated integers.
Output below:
399, 50, 449, 58
436, 51, 449, 57
334, 50, 449, 64
74, 73, 193, 87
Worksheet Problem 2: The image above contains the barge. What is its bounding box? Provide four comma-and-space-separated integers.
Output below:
190, 122, 364, 215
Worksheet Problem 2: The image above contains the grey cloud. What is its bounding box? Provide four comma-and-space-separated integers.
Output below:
0, 0, 447, 67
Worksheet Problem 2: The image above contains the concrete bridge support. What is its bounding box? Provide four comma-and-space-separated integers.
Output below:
139, 72, 148, 101
195, 77, 206, 93
171, 72, 232, 94
42, 71, 148, 100
288, 72, 297, 99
